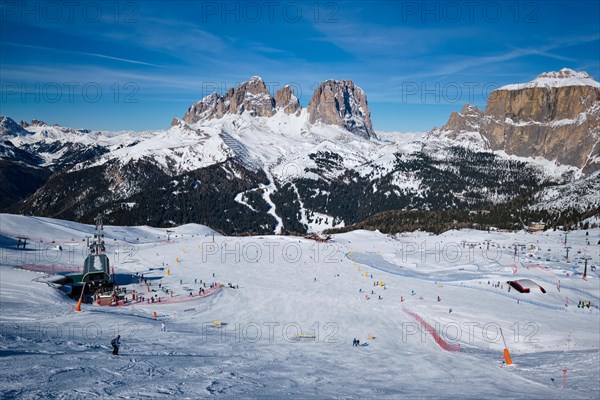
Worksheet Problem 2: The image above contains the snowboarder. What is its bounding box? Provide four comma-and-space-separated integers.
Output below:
437, 296, 441, 302
111, 335, 121, 355
449, 308, 453, 313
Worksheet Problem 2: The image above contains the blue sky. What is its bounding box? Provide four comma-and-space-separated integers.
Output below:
1, 0, 599, 132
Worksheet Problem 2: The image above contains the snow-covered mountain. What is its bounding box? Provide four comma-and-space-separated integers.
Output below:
181, 76, 375, 139
530, 170, 600, 212
429, 68, 600, 173
1, 72, 598, 234
499, 68, 600, 90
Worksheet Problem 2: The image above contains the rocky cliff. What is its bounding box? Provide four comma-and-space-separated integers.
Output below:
178, 76, 376, 139
429, 69, 600, 173
307, 80, 376, 139
182, 76, 276, 124
274, 85, 301, 115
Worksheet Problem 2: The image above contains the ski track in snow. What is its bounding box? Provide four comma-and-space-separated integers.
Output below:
260, 168, 283, 234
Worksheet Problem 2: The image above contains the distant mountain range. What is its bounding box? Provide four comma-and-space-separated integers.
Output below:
1, 70, 598, 234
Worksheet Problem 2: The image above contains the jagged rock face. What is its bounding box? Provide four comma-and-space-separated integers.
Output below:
179, 76, 376, 140
230, 77, 275, 117
181, 76, 275, 124
0, 116, 31, 136
274, 85, 301, 115
431, 69, 600, 173
307, 80, 376, 139
432, 104, 486, 144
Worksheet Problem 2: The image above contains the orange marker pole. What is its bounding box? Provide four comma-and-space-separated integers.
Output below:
76, 283, 86, 312
500, 328, 513, 365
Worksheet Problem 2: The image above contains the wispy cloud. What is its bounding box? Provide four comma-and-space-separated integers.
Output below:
2, 42, 163, 67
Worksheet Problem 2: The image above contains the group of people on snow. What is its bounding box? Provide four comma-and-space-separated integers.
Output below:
578, 300, 593, 308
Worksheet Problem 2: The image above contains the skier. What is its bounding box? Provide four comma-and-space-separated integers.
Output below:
111, 335, 121, 355
437, 296, 441, 302
449, 308, 453, 313
161, 322, 166, 331
352, 338, 357, 347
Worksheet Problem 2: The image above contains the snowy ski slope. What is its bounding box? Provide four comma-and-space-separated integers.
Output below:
1, 214, 599, 398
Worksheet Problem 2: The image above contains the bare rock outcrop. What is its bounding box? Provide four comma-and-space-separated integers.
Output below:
182, 76, 275, 124
307, 80, 376, 139
274, 85, 301, 115
429, 69, 600, 172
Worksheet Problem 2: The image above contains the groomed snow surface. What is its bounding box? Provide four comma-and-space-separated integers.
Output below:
1, 214, 599, 399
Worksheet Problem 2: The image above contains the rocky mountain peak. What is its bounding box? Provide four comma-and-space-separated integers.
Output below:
498, 68, 600, 90
307, 80, 375, 139
0, 116, 31, 136
181, 76, 276, 125
274, 85, 301, 115
432, 69, 600, 172
179, 76, 376, 140
537, 68, 591, 80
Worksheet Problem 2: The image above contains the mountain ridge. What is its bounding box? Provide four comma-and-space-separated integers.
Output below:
2, 68, 598, 233
428, 68, 600, 172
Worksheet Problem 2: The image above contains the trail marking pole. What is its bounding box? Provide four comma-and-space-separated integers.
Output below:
499, 327, 512, 365
76, 282, 86, 312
